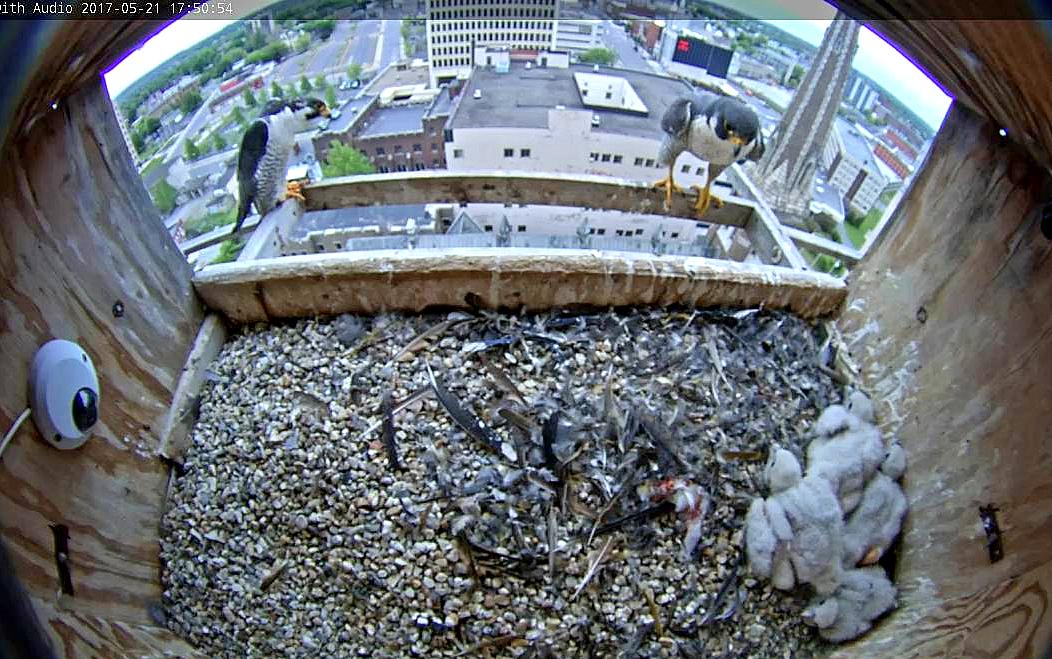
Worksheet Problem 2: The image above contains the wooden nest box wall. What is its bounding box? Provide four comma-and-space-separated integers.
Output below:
0, 12, 1051, 657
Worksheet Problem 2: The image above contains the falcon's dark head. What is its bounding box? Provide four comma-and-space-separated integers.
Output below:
713, 97, 760, 148
291, 97, 331, 119
661, 98, 695, 139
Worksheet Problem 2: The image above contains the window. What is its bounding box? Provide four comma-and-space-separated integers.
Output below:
590, 152, 599, 162
484, 224, 493, 231
613, 155, 622, 164
432, 143, 439, 151
517, 225, 526, 232
681, 164, 691, 173
605, 91, 613, 100
635, 228, 643, 235
520, 148, 530, 157
597, 228, 606, 235
601, 154, 611, 162
645, 158, 655, 167
696, 167, 704, 175
504, 148, 514, 157
394, 145, 403, 153
615, 229, 624, 236
376, 147, 386, 155
453, 149, 464, 158
588, 227, 595, 234
670, 232, 679, 238
634, 157, 644, 166
413, 144, 422, 152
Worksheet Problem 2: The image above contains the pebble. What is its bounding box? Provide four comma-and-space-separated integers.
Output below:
162, 310, 837, 657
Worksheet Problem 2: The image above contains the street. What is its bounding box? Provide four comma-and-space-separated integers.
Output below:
304, 20, 358, 75
600, 20, 650, 72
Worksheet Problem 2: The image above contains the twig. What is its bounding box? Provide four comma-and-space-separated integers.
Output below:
571, 536, 615, 601
547, 503, 558, 580
592, 500, 676, 537
352, 386, 434, 443
259, 559, 287, 591
380, 391, 400, 471
643, 586, 664, 636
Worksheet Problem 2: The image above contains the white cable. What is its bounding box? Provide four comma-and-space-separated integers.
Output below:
0, 408, 31, 460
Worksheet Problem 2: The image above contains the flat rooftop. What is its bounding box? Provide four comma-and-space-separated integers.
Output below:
358, 104, 430, 139
836, 118, 878, 171
327, 94, 376, 133
449, 62, 692, 139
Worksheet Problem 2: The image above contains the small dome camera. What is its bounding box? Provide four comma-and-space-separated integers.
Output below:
29, 340, 100, 450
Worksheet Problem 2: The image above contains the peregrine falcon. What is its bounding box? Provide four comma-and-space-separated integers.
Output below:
654, 92, 764, 217
231, 97, 330, 235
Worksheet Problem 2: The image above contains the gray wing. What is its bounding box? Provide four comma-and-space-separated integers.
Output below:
234, 119, 268, 232
659, 98, 692, 166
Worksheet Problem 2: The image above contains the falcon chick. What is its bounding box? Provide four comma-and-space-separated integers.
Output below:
655, 92, 764, 217
231, 97, 330, 235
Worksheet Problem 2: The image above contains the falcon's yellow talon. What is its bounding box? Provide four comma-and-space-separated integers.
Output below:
281, 181, 307, 204
652, 164, 684, 211
691, 182, 722, 218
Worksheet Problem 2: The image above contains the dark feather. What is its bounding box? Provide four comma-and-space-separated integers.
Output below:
661, 98, 693, 137
380, 391, 400, 471
426, 363, 502, 453
234, 120, 268, 233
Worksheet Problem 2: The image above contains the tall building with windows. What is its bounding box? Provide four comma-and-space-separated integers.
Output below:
426, 0, 560, 87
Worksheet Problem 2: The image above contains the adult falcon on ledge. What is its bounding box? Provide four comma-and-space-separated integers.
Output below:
231, 97, 330, 235
654, 92, 764, 217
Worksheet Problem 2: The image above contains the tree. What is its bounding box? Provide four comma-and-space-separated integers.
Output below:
300, 75, 313, 93
578, 47, 617, 66
142, 116, 162, 136
271, 81, 284, 98
787, 64, 805, 88
314, 75, 326, 90
294, 34, 310, 53
212, 132, 227, 152
321, 142, 375, 178
242, 88, 257, 107
302, 19, 335, 40
347, 62, 362, 81
179, 89, 204, 115
324, 84, 337, 108
150, 179, 178, 215
131, 130, 145, 154
284, 84, 297, 99
230, 105, 246, 126
184, 139, 200, 160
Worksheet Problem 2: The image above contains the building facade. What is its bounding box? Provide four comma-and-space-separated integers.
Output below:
555, 18, 604, 52
425, 0, 559, 86
314, 87, 454, 173
752, 14, 860, 222
821, 118, 889, 215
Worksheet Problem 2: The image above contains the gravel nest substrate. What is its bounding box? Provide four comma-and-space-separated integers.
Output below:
161, 308, 844, 658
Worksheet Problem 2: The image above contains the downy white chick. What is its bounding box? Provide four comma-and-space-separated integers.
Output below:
745, 448, 845, 594
842, 441, 909, 567
802, 566, 897, 642
807, 396, 885, 514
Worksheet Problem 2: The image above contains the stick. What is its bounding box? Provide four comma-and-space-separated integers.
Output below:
571, 536, 615, 601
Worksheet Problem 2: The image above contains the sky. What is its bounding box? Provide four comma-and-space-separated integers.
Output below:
104, 0, 952, 129
762, 19, 951, 130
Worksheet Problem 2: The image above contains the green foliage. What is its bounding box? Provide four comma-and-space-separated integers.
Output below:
271, 81, 284, 98
212, 132, 227, 151
324, 85, 337, 108
321, 142, 375, 178
844, 206, 884, 248
212, 238, 245, 264
179, 89, 204, 115
242, 88, 257, 107
140, 157, 164, 179
732, 32, 768, 54
150, 179, 178, 215
184, 139, 201, 160
845, 209, 865, 227
230, 105, 247, 127
142, 116, 162, 135
578, 47, 617, 66
302, 19, 335, 39
184, 208, 237, 238
294, 34, 311, 53
314, 75, 327, 89
787, 64, 805, 89
346, 63, 362, 81
300, 75, 313, 92
245, 41, 290, 66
